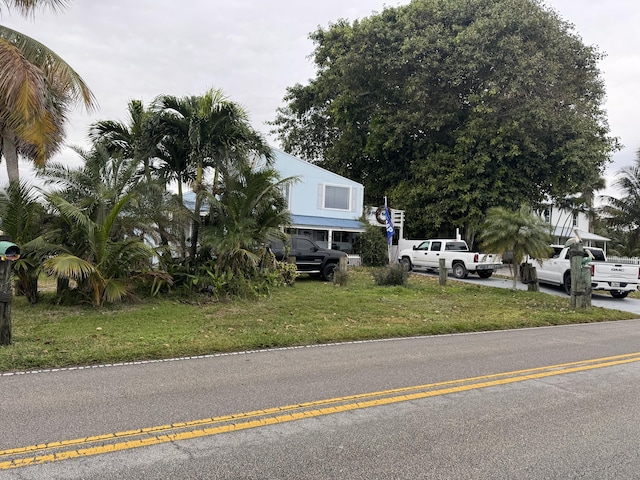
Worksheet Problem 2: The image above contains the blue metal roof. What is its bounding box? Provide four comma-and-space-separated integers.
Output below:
291, 214, 365, 231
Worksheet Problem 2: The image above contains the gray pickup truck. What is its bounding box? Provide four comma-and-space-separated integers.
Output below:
268, 235, 347, 281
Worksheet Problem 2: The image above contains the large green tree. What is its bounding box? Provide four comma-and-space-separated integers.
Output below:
0, 0, 95, 182
273, 0, 617, 240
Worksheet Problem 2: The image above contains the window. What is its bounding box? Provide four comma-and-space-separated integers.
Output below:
445, 242, 468, 251
323, 185, 350, 210
416, 241, 430, 251
573, 212, 578, 227
431, 241, 442, 252
543, 208, 551, 223
293, 237, 317, 252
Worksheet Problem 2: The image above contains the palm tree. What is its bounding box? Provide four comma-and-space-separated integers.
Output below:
89, 99, 156, 182
202, 163, 293, 277
0, 180, 57, 303
153, 88, 273, 260
479, 205, 553, 289
39, 144, 156, 305
0, 0, 95, 182
43, 192, 155, 306
600, 155, 640, 253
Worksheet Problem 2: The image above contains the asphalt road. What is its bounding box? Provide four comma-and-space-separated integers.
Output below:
3, 317, 640, 479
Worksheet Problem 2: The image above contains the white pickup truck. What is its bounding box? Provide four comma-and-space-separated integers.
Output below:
523, 245, 640, 298
398, 239, 503, 279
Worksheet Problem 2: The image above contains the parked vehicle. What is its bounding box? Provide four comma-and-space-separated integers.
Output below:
268, 235, 347, 282
398, 239, 502, 279
522, 245, 640, 298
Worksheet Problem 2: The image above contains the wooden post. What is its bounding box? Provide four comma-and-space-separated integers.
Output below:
339, 256, 347, 272
0, 259, 13, 346
439, 258, 447, 286
522, 264, 539, 292
569, 242, 591, 309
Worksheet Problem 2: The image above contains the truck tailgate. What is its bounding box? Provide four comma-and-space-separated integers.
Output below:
593, 263, 640, 283
480, 253, 501, 263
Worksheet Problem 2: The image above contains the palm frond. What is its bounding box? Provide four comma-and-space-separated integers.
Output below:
43, 253, 95, 280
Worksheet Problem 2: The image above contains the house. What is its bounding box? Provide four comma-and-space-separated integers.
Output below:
272, 149, 365, 252
539, 204, 610, 248
182, 148, 366, 253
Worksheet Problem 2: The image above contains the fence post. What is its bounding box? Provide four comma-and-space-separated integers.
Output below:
569, 242, 591, 309
439, 258, 447, 286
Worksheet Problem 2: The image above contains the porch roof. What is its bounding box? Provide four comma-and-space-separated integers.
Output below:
290, 214, 365, 232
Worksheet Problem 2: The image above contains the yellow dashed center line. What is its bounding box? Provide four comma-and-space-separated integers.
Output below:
3, 351, 640, 469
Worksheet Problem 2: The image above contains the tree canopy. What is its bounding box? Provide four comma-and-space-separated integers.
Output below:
272, 0, 618, 240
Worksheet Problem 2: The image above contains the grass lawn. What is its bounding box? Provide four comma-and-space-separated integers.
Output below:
0, 268, 635, 373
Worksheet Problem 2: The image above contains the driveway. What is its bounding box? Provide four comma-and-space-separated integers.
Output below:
416, 266, 640, 315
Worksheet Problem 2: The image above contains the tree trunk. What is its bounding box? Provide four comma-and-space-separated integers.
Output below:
189, 161, 204, 260
1, 129, 20, 183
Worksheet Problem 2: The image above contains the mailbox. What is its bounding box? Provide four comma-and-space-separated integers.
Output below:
0, 241, 20, 261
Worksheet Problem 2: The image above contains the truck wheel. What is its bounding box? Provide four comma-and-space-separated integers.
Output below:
400, 257, 412, 271
610, 290, 629, 299
477, 270, 493, 279
452, 262, 468, 279
563, 273, 571, 295
322, 263, 338, 282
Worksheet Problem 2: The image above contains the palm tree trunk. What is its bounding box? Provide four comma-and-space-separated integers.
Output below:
1, 130, 20, 183
177, 180, 187, 257
189, 160, 204, 260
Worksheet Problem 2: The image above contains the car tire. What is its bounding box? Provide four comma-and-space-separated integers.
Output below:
322, 262, 337, 282
400, 257, 412, 271
610, 290, 629, 299
563, 273, 571, 295
452, 262, 468, 279
477, 270, 493, 279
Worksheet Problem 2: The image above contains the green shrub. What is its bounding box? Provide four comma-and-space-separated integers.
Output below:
276, 261, 298, 286
372, 263, 409, 286
353, 223, 388, 267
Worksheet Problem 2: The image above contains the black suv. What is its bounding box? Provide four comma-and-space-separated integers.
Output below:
268, 235, 347, 281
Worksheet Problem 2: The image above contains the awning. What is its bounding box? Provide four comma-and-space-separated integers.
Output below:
290, 215, 366, 232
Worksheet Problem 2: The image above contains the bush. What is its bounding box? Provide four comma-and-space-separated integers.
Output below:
371, 263, 409, 286
276, 261, 297, 286
353, 223, 388, 267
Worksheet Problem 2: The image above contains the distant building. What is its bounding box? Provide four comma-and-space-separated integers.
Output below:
539, 204, 609, 246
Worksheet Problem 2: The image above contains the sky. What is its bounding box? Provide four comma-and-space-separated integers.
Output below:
2, 0, 639, 196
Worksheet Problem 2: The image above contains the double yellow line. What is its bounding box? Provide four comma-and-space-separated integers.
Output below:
3, 351, 640, 470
